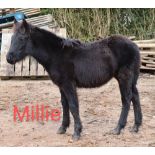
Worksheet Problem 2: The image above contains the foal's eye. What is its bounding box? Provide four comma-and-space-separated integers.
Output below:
19, 38, 24, 42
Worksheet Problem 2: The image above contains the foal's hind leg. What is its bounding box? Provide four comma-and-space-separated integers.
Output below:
57, 90, 70, 134
130, 85, 142, 133
112, 68, 133, 135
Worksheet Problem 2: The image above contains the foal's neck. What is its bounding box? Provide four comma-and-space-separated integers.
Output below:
31, 27, 63, 50
29, 27, 64, 68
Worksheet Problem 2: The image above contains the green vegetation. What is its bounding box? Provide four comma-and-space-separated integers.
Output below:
41, 9, 155, 41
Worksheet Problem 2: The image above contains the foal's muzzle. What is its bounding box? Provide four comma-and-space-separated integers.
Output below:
6, 52, 16, 64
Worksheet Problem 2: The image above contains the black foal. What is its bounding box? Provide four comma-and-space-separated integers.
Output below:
6, 19, 142, 140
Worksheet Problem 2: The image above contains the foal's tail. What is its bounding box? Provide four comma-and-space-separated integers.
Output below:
132, 43, 141, 85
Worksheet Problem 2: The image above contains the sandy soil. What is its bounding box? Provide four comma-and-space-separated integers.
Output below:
0, 73, 155, 146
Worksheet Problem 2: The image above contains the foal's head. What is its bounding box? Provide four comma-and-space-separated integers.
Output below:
6, 19, 81, 65
6, 19, 32, 64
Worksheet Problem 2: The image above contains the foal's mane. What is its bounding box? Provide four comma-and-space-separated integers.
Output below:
30, 24, 82, 50
30, 25, 64, 48
14, 21, 87, 50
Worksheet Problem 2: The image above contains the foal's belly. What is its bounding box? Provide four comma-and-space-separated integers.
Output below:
74, 63, 114, 88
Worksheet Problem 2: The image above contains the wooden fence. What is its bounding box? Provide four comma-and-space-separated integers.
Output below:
0, 10, 66, 79
134, 40, 155, 71
0, 27, 66, 79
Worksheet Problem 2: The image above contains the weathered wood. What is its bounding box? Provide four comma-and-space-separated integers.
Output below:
27, 14, 51, 22
141, 66, 155, 70
37, 63, 44, 76
140, 50, 155, 55
142, 56, 155, 61
22, 56, 30, 76
0, 29, 14, 77
15, 8, 40, 16
0, 22, 13, 29
140, 53, 154, 57
58, 28, 67, 38
44, 69, 48, 76
0, 24, 66, 78
16, 9, 40, 15
134, 39, 155, 44
146, 64, 155, 68
128, 36, 136, 40
0, 9, 13, 15
141, 59, 155, 65
30, 57, 37, 76
137, 43, 155, 48
14, 61, 22, 76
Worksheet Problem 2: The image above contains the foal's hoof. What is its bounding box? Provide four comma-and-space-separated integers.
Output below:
72, 134, 80, 141
130, 125, 139, 133
110, 127, 121, 135
57, 126, 66, 134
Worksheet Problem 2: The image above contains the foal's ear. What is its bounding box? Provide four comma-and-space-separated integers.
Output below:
20, 19, 29, 34
22, 19, 28, 27
14, 18, 18, 24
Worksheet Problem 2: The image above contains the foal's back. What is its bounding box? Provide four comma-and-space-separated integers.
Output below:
70, 35, 140, 88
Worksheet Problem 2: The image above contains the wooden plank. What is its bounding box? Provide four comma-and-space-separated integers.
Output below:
30, 57, 37, 76
0, 9, 12, 15
15, 8, 40, 17
27, 14, 50, 22
44, 69, 48, 76
22, 56, 30, 76
140, 53, 154, 57
31, 21, 52, 27
136, 43, 155, 48
28, 17, 49, 23
128, 36, 135, 40
0, 22, 13, 29
14, 61, 22, 76
16, 8, 40, 13
134, 39, 155, 44
0, 29, 14, 77
37, 63, 44, 76
47, 14, 54, 22
140, 66, 155, 70
143, 56, 155, 61
141, 59, 155, 65
146, 64, 155, 68
15, 8, 40, 15
58, 28, 67, 38
25, 11, 41, 17
15, 8, 40, 12
140, 51, 155, 55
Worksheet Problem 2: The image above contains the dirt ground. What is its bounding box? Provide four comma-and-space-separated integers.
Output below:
0, 73, 155, 146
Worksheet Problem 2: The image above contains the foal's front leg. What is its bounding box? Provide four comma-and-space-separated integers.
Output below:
57, 89, 70, 134
61, 82, 82, 140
